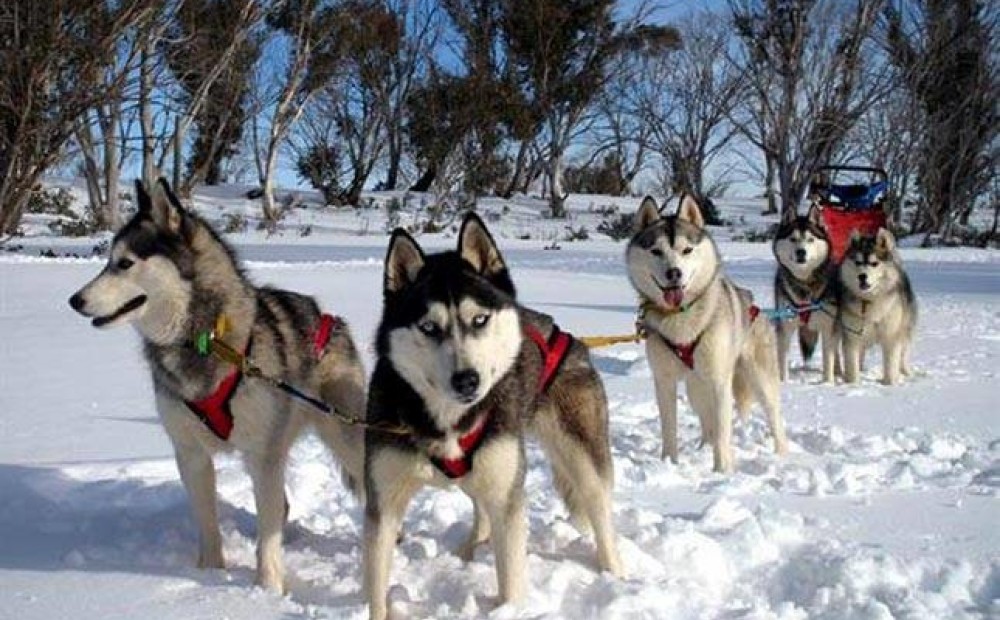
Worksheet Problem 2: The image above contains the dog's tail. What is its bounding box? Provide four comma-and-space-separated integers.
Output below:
798, 327, 818, 363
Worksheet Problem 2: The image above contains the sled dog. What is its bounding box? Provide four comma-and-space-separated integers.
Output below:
68, 179, 367, 591
837, 228, 917, 385
627, 195, 788, 473
363, 213, 622, 620
772, 205, 842, 382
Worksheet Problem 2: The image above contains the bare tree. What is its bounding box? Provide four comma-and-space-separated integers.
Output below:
634, 10, 743, 221
0, 1, 155, 235
883, 0, 998, 238
729, 0, 890, 218
502, 0, 680, 217
256, 0, 343, 226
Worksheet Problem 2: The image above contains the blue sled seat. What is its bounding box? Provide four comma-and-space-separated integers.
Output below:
824, 180, 887, 210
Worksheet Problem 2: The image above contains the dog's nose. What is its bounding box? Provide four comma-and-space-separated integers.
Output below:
857, 273, 869, 288
795, 248, 807, 261
665, 268, 682, 282
69, 293, 85, 312
451, 370, 480, 398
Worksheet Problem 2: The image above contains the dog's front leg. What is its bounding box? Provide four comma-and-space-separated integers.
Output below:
880, 336, 903, 386
709, 373, 735, 474
464, 435, 528, 606
821, 327, 838, 384
843, 335, 863, 383
458, 498, 491, 561
246, 452, 289, 592
364, 448, 419, 620
171, 441, 224, 570
646, 337, 679, 462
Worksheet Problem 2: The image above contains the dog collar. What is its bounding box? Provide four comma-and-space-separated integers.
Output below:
430, 413, 489, 479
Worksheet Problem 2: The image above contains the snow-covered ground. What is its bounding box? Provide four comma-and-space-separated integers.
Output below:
1, 189, 998, 619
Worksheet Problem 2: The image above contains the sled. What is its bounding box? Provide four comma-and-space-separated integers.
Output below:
809, 165, 889, 263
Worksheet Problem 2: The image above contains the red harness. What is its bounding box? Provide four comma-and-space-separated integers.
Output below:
662, 305, 760, 371
430, 324, 573, 479
185, 314, 340, 440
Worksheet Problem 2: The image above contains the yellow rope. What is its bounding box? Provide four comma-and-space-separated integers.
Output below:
578, 333, 645, 348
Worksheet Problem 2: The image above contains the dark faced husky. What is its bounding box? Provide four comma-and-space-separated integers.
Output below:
364, 213, 622, 619
838, 228, 917, 385
68, 179, 367, 591
627, 195, 788, 473
772, 205, 842, 382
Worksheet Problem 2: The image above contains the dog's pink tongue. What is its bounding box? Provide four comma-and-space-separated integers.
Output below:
663, 288, 684, 308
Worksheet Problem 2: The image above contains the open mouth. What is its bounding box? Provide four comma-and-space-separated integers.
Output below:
92, 295, 147, 327
657, 283, 684, 308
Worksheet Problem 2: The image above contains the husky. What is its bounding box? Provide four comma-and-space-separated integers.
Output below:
772, 205, 842, 383
363, 213, 622, 620
837, 228, 917, 385
68, 179, 367, 591
627, 195, 788, 473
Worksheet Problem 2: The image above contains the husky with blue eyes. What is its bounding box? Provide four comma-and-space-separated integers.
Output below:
838, 228, 917, 385
363, 212, 622, 620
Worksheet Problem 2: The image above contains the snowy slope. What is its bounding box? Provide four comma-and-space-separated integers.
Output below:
1, 191, 998, 619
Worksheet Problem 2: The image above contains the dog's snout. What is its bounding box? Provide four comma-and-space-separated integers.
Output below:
858, 273, 868, 284
451, 370, 480, 398
795, 248, 807, 261
69, 292, 85, 312
665, 268, 682, 282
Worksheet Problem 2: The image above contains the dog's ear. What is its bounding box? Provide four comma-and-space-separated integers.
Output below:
147, 178, 186, 234
633, 196, 661, 233
459, 212, 507, 277
384, 228, 425, 293
874, 226, 896, 255
676, 194, 705, 228
135, 179, 153, 215
806, 204, 824, 230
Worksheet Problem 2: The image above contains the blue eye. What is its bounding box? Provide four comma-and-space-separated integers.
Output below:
418, 320, 441, 338
471, 314, 490, 329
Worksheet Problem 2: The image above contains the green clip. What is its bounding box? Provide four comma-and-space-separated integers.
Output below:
195, 331, 211, 356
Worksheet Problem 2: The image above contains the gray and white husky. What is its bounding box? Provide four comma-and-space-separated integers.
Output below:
364, 213, 622, 620
68, 179, 367, 591
772, 205, 841, 382
627, 195, 788, 473
838, 228, 917, 385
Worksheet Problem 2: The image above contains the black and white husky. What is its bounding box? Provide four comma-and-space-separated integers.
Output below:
838, 228, 918, 385
68, 179, 367, 591
772, 205, 841, 382
363, 213, 622, 619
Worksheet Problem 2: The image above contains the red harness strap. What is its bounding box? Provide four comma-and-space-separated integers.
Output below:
431, 414, 489, 479
662, 306, 760, 371
429, 324, 574, 479
313, 313, 340, 358
185, 339, 250, 441
523, 324, 573, 392
186, 313, 340, 441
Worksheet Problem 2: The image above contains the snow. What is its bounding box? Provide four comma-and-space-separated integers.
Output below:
1, 189, 998, 619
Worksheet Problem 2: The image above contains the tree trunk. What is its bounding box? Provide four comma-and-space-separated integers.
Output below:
763, 155, 778, 215
501, 139, 530, 199
261, 141, 281, 229
76, 121, 106, 227
410, 163, 437, 192
548, 150, 567, 218
172, 116, 184, 193
139, 42, 156, 186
